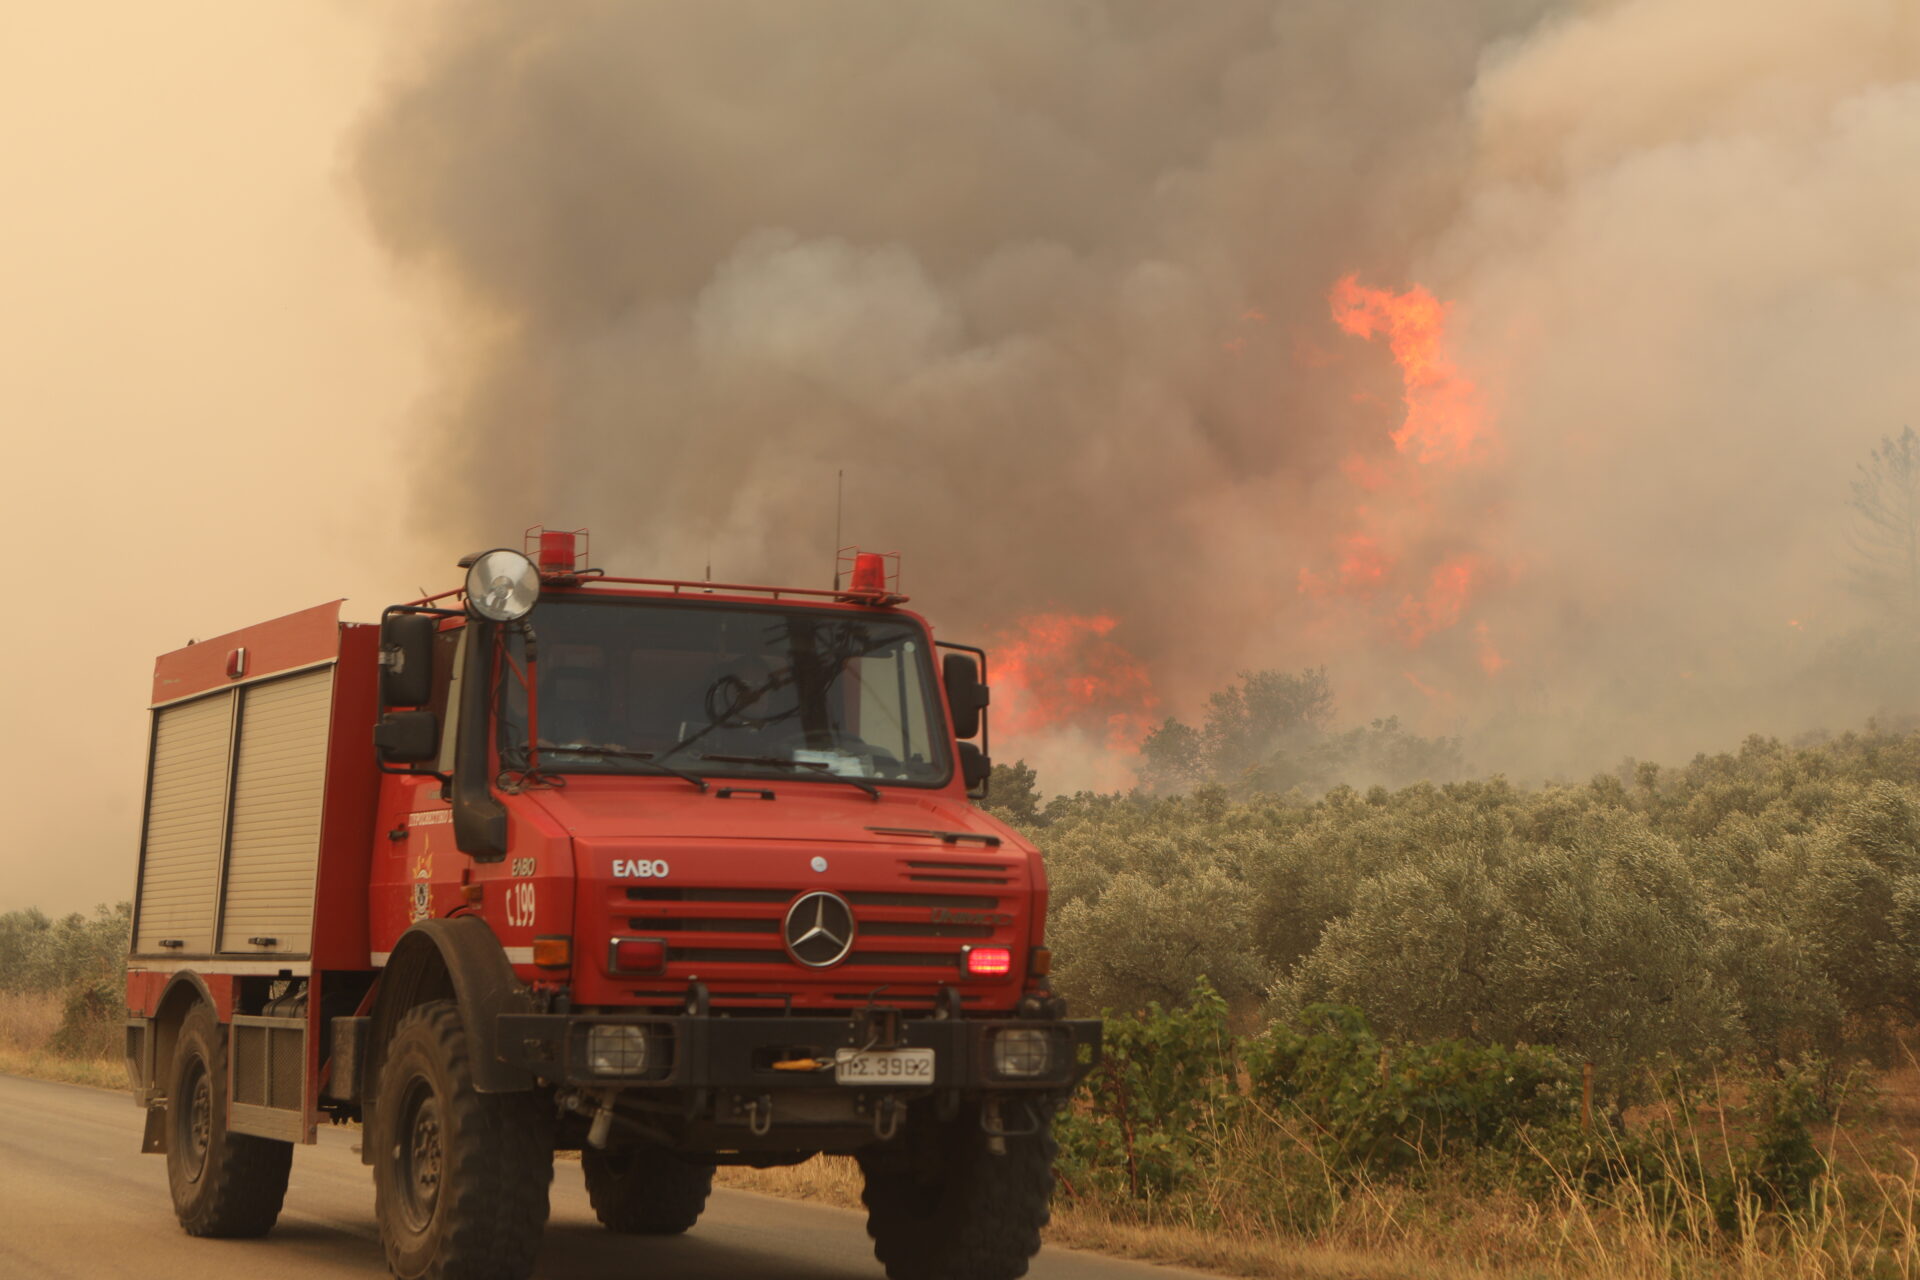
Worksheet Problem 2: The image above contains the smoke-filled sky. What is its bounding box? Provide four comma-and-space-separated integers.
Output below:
360, 0, 1920, 782
4, 0, 1917, 912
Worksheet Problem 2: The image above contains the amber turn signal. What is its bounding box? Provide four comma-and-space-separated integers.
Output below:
532, 936, 571, 968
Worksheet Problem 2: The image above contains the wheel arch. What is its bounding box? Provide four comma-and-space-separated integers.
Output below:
361, 917, 536, 1163
149, 972, 218, 1103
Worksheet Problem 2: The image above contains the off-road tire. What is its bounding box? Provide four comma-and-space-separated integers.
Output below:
165, 1003, 293, 1236
581, 1144, 715, 1234
857, 1099, 1057, 1280
372, 1000, 554, 1280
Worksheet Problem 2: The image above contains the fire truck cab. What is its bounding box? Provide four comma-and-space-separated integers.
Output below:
124, 531, 1098, 1280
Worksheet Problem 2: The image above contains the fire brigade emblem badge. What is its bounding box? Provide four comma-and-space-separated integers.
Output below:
410, 881, 431, 923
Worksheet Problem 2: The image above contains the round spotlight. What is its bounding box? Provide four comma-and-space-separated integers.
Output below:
464, 549, 541, 622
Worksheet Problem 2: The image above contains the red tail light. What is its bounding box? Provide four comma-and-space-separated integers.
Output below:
963, 946, 1012, 977
610, 938, 667, 974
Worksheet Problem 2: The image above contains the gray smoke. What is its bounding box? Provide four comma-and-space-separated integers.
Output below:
356, 0, 1920, 787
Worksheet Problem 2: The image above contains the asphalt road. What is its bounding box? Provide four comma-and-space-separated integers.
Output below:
0, 1073, 1207, 1280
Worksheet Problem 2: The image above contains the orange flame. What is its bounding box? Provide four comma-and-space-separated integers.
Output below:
992, 613, 1159, 752
1396, 555, 1479, 645
1293, 276, 1511, 696
1329, 275, 1486, 464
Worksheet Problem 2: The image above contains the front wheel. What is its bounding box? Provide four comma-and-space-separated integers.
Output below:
582, 1144, 714, 1234
857, 1099, 1057, 1280
372, 1000, 554, 1280
165, 1003, 292, 1237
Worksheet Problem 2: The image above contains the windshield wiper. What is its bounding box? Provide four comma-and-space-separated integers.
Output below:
695, 753, 880, 799
536, 745, 709, 791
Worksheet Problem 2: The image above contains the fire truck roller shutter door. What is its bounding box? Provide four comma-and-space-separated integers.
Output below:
219, 669, 333, 955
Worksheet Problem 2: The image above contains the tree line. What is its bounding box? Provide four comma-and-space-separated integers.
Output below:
994, 724, 1920, 1090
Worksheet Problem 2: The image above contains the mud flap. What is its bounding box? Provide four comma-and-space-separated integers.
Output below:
142, 1103, 168, 1154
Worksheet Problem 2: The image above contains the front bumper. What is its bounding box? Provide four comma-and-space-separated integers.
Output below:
495, 1008, 1101, 1093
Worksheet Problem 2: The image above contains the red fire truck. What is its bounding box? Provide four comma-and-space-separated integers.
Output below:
124, 530, 1098, 1280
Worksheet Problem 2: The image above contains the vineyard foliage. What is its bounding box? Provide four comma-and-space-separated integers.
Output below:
992, 723, 1920, 1083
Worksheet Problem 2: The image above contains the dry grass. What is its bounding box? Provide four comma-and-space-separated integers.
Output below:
0, 989, 63, 1050
716, 1153, 867, 1210
717, 1099, 1920, 1280
718, 1154, 1465, 1278
0, 990, 123, 1090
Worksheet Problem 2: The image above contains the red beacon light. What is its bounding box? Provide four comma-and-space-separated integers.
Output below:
526, 525, 588, 577
850, 552, 887, 593
835, 547, 906, 604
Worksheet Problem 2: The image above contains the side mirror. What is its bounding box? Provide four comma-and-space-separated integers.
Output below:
957, 741, 991, 796
380, 614, 436, 707
374, 710, 439, 764
942, 653, 989, 740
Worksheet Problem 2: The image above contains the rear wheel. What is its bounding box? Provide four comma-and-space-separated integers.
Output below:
165, 1003, 292, 1237
582, 1144, 715, 1234
857, 1099, 1056, 1280
372, 1000, 553, 1280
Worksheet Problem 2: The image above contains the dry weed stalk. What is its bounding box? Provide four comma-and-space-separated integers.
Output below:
0, 990, 62, 1052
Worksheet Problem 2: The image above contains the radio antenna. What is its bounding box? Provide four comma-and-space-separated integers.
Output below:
833, 468, 844, 589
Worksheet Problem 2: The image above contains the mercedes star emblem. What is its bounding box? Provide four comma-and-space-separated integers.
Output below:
783, 891, 856, 968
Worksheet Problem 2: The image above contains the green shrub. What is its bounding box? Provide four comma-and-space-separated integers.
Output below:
1055, 978, 1238, 1204
0, 902, 129, 1062
1245, 1004, 1575, 1176
50, 976, 121, 1060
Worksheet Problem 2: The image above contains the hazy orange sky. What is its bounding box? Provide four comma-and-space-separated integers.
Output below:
1, 4, 440, 913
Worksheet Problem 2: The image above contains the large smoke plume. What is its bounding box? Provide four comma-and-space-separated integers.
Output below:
357, 0, 1920, 787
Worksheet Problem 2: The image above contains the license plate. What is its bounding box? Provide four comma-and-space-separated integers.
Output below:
834, 1047, 935, 1085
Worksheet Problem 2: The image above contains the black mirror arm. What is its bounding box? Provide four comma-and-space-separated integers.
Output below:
452, 619, 508, 861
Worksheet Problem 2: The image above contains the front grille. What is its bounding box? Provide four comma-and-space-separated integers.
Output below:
902, 860, 1015, 885
628, 917, 779, 933
672, 947, 958, 967
861, 920, 994, 939
610, 854, 1022, 983
627, 887, 790, 903
844, 891, 998, 910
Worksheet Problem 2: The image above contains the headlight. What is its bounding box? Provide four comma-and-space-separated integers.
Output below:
586, 1024, 650, 1075
990, 1027, 1054, 1080
464, 548, 541, 622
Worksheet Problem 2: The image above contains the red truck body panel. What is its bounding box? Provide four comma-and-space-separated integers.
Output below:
149, 600, 347, 705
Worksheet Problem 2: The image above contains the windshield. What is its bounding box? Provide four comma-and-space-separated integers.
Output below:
500, 598, 950, 786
